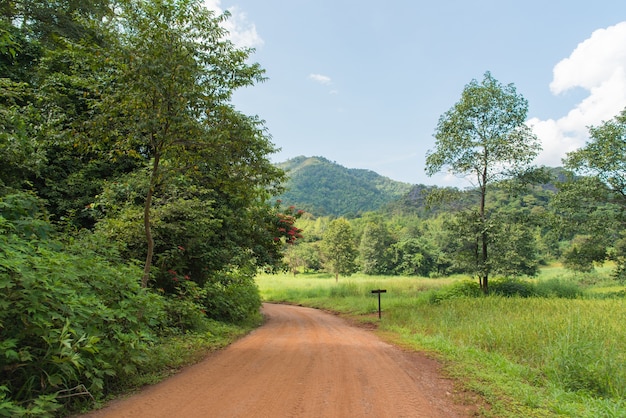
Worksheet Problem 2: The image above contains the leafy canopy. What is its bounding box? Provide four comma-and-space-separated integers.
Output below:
426, 71, 540, 187
425, 71, 541, 292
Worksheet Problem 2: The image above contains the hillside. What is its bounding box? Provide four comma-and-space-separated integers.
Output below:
386, 166, 570, 217
275, 156, 413, 216
276, 158, 570, 218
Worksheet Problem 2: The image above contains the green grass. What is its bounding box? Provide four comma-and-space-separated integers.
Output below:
256, 269, 626, 417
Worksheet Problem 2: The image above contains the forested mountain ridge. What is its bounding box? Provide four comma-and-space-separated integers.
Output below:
387, 166, 572, 217
275, 156, 413, 216
276, 157, 570, 218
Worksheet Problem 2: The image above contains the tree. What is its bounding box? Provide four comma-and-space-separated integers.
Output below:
563, 107, 626, 279
359, 219, 394, 275
92, 0, 267, 287
425, 71, 541, 292
488, 212, 539, 277
389, 238, 436, 276
565, 108, 626, 203
321, 218, 358, 282
561, 235, 607, 272
0, 0, 116, 196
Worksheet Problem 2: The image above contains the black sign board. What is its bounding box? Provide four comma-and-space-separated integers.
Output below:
371, 289, 387, 319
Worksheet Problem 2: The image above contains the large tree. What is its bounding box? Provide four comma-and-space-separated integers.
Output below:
92, 0, 268, 287
565, 107, 626, 204
563, 107, 626, 279
425, 71, 541, 292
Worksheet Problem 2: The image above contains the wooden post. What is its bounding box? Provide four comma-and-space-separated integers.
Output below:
371, 289, 387, 319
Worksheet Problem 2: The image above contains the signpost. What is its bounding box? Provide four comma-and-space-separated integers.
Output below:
371, 289, 387, 319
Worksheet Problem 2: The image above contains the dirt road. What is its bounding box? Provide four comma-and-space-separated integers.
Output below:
85, 303, 476, 417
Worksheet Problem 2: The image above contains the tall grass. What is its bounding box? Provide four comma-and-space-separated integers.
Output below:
256, 271, 626, 417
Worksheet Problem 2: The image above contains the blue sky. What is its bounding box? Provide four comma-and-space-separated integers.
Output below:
206, 0, 626, 187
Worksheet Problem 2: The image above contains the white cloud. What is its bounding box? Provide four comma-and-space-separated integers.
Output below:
532, 21, 626, 167
203, 0, 264, 49
309, 73, 333, 85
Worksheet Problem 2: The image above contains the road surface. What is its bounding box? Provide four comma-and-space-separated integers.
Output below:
84, 303, 477, 417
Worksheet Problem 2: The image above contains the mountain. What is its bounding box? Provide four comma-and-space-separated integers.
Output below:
275, 156, 413, 216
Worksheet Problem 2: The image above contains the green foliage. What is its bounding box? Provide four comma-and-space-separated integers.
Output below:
426, 71, 541, 292
0, 191, 265, 415
320, 218, 358, 281
425, 71, 540, 183
560, 108, 626, 280
202, 270, 262, 323
0, 79, 45, 190
561, 235, 607, 273
565, 107, 626, 203
0, 193, 165, 412
609, 233, 626, 282
430, 276, 585, 301
429, 280, 482, 303
284, 242, 321, 273
389, 238, 437, 276
358, 219, 394, 275
534, 278, 584, 299
489, 278, 536, 297
162, 280, 209, 333
489, 213, 540, 277
84, 0, 271, 286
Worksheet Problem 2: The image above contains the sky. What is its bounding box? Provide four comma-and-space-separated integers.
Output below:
204, 0, 626, 187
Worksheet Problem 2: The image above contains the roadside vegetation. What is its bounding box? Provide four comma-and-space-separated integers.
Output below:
2, 0, 626, 417
257, 269, 626, 417
1, 1, 291, 416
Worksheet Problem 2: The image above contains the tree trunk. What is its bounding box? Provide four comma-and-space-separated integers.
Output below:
141, 153, 160, 288
480, 156, 489, 294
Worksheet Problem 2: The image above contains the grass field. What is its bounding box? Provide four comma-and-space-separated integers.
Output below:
256, 268, 626, 417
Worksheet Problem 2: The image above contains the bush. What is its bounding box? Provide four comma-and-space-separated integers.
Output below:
489, 278, 536, 297
429, 280, 482, 303
202, 269, 262, 323
0, 193, 165, 412
162, 280, 209, 334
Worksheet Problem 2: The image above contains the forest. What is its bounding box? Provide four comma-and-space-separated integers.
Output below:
0, 0, 302, 415
1, 0, 626, 416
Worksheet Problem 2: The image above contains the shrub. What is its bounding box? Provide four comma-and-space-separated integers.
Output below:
0, 193, 165, 412
489, 278, 536, 297
429, 279, 481, 303
162, 279, 209, 333
202, 269, 262, 323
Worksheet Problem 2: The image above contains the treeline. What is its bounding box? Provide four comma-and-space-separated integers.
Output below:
285, 163, 626, 282
0, 1, 296, 415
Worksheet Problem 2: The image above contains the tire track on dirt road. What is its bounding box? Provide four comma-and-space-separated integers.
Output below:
83, 303, 476, 418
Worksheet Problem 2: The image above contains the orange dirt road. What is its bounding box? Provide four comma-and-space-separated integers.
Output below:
84, 303, 475, 418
